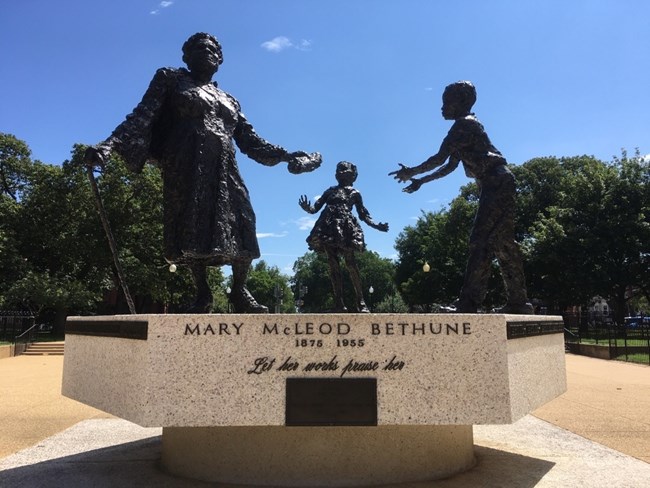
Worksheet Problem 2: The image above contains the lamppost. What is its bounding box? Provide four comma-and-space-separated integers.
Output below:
167, 263, 178, 313
295, 284, 308, 313
226, 286, 231, 313
274, 284, 283, 314
422, 261, 430, 273
368, 285, 374, 312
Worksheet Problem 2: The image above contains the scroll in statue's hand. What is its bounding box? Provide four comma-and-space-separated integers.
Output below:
288, 151, 322, 174
374, 222, 389, 232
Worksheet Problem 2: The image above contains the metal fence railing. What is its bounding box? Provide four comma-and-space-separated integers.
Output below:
0, 311, 35, 343
563, 312, 650, 365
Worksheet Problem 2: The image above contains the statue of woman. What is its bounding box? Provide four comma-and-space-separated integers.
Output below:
299, 162, 388, 312
86, 32, 321, 313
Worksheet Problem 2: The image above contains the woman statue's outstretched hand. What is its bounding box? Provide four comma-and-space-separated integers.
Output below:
288, 151, 322, 174
373, 222, 389, 232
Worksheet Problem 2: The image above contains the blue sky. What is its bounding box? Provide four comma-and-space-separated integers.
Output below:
2, 1, 649, 275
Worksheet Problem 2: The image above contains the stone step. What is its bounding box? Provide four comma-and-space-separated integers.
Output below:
23, 342, 65, 355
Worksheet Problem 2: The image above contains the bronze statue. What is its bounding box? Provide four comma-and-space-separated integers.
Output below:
85, 32, 321, 313
390, 81, 532, 314
300, 162, 388, 312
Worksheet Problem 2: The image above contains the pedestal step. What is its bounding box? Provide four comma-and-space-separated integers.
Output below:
161, 425, 475, 486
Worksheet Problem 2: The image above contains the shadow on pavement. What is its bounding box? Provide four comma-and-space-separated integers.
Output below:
0, 437, 555, 487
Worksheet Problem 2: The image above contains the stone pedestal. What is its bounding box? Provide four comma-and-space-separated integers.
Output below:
63, 313, 566, 486
162, 425, 474, 486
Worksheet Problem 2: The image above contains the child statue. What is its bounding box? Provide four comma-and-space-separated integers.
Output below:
299, 162, 389, 312
390, 81, 533, 314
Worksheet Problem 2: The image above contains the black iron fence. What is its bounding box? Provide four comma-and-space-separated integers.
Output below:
0, 311, 35, 343
563, 312, 650, 365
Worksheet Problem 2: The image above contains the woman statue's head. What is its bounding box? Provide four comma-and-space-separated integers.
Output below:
182, 33, 223, 80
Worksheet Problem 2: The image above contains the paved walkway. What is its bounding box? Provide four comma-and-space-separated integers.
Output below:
0, 355, 112, 458
535, 354, 650, 463
0, 352, 648, 486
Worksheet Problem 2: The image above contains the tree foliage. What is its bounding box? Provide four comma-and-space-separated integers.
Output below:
393, 188, 498, 311
515, 152, 649, 321
0, 133, 31, 201
243, 261, 294, 313
3, 132, 647, 324
0, 133, 225, 329
292, 251, 396, 312
394, 151, 649, 319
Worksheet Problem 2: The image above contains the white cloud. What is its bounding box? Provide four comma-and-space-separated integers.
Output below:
261, 36, 293, 52
261, 36, 312, 53
294, 216, 316, 231
296, 39, 312, 51
150, 1, 173, 14
257, 231, 289, 239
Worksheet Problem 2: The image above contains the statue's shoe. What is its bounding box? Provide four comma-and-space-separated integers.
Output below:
495, 302, 534, 314
231, 287, 269, 314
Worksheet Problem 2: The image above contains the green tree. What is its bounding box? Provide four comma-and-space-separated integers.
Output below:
0, 133, 31, 201
292, 251, 395, 312
2, 150, 109, 329
291, 252, 332, 312
516, 152, 649, 321
394, 188, 492, 310
0, 135, 229, 328
0, 134, 33, 303
232, 260, 294, 313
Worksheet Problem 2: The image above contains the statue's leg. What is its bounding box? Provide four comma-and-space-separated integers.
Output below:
457, 236, 492, 313
495, 241, 533, 314
343, 251, 369, 313
326, 249, 347, 312
187, 262, 213, 313
492, 172, 533, 314
457, 182, 501, 312
230, 259, 269, 314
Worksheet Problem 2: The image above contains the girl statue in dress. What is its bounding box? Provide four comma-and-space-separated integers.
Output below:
299, 162, 388, 312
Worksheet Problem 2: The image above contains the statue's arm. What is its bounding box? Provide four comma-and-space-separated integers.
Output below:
233, 110, 321, 174
233, 111, 288, 166
90, 68, 174, 173
403, 156, 460, 193
353, 191, 389, 232
390, 133, 453, 182
299, 189, 329, 214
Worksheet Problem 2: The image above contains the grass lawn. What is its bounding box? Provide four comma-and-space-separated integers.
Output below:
577, 337, 649, 347
614, 353, 650, 365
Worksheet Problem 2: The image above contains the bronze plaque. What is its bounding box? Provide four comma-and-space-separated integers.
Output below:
65, 320, 148, 340
286, 378, 377, 426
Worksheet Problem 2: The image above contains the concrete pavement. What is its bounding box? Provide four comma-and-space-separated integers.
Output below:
0, 355, 112, 458
535, 354, 650, 463
0, 352, 648, 486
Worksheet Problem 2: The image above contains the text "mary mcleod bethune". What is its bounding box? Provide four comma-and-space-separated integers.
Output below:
184, 321, 472, 336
